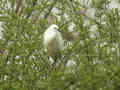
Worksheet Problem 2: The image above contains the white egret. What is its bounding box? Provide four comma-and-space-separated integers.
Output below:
43, 24, 63, 70
43, 24, 80, 70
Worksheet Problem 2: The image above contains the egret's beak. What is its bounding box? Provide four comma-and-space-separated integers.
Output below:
57, 29, 62, 32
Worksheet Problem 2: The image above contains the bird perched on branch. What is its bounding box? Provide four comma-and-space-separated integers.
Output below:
43, 24, 79, 70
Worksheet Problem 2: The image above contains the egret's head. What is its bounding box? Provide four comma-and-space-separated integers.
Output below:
49, 24, 61, 32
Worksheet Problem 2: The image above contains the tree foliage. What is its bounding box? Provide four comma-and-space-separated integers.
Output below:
0, 0, 120, 89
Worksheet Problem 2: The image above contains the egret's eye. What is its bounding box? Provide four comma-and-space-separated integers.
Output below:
54, 27, 61, 32
54, 27, 58, 30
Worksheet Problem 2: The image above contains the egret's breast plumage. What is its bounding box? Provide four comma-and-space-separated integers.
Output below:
43, 25, 63, 58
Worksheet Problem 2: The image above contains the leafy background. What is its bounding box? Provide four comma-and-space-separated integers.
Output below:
0, 0, 120, 90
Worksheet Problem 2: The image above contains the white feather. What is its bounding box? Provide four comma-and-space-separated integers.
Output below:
43, 24, 63, 58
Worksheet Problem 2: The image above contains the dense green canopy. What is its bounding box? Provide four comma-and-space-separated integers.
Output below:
0, 0, 120, 89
